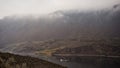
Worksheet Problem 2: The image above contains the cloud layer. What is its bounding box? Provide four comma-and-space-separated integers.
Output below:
0, 0, 120, 18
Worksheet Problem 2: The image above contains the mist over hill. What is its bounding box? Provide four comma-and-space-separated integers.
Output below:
0, 5, 120, 47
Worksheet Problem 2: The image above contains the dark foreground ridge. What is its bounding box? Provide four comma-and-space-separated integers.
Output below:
0, 52, 66, 68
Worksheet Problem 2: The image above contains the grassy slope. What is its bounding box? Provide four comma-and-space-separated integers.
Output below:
53, 38, 120, 56
1, 38, 120, 57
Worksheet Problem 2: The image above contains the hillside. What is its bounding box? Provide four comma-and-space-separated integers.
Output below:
0, 5, 120, 68
0, 37, 120, 58
0, 5, 120, 46
53, 43, 120, 56
0, 52, 66, 68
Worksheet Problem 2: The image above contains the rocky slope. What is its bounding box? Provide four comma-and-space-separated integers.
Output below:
0, 52, 66, 68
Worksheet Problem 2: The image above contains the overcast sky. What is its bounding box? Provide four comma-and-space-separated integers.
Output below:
0, 0, 120, 18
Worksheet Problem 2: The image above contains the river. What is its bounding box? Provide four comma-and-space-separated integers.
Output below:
40, 56, 120, 68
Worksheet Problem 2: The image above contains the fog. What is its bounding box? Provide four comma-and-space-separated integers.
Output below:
0, 0, 120, 18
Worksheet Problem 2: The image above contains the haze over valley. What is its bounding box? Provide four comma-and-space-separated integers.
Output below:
0, 0, 120, 68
